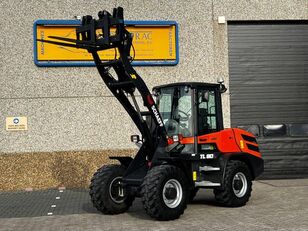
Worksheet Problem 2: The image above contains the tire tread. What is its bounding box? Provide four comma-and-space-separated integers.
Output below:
141, 165, 188, 220
89, 164, 134, 214
214, 160, 252, 207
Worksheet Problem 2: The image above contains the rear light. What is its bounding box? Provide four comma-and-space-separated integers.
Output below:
240, 140, 244, 149
167, 137, 174, 145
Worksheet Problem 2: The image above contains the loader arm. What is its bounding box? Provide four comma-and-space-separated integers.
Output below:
37, 7, 168, 181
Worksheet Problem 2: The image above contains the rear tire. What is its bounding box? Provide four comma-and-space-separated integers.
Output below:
141, 165, 189, 220
214, 160, 252, 207
89, 164, 134, 214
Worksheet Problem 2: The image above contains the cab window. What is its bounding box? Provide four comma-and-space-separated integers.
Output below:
198, 90, 217, 134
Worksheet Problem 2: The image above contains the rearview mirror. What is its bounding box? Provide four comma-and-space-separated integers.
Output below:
220, 84, 227, 93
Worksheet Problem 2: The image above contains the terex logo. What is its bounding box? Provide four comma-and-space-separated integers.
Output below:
151, 105, 163, 127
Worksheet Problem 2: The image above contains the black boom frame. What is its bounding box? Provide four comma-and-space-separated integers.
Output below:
38, 7, 168, 185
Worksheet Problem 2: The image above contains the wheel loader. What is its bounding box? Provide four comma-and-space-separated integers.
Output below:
38, 7, 264, 220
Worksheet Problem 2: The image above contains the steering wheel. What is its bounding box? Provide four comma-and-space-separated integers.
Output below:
164, 119, 178, 135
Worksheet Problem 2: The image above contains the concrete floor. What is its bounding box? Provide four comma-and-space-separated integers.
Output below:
0, 179, 307, 231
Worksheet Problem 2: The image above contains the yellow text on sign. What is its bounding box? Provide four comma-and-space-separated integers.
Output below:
37, 25, 176, 61
6, 117, 28, 131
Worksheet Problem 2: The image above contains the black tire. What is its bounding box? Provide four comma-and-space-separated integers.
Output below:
188, 188, 199, 202
141, 165, 189, 220
89, 164, 134, 214
214, 160, 252, 207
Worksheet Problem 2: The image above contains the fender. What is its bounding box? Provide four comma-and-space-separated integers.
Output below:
220, 152, 264, 180
109, 156, 133, 167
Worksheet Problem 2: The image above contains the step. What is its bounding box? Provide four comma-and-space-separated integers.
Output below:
199, 166, 220, 172
195, 181, 221, 187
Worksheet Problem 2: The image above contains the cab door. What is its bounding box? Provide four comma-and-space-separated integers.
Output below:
196, 87, 223, 137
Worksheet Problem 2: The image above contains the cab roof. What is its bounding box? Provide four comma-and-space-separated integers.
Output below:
153, 82, 221, 90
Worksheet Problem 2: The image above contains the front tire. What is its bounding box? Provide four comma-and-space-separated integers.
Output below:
89, 164, 134, 214
141, 165, 189, 220
214, 160, 252, 207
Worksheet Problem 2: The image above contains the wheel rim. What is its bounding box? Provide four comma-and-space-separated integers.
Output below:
109, 177, 125, 204
232, 172, 247, 198
162, 179, 183, 208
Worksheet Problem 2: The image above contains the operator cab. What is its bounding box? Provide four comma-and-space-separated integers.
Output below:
153, 82, 225, 140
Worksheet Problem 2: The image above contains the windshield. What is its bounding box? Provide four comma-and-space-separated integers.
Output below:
156, 86, 193, 137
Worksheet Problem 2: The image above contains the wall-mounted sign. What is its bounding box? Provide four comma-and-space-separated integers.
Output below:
6, 117, 28, 131
34, 20, 179, 67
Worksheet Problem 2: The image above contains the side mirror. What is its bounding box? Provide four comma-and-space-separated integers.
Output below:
201, 91, 209, 102
220, 84, 227, 93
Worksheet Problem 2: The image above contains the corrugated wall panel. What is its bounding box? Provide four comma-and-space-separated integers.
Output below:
228, 22, 308, 179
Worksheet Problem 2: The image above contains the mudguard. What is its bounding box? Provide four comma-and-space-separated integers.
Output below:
109, 156, 133, 167
221, 152, 264, 180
